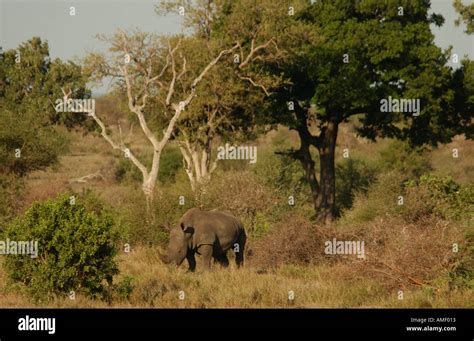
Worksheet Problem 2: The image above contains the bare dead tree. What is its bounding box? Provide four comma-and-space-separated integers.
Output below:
83, 30, 240, 213
177, 108, 219, 191
175, 37, 282, 191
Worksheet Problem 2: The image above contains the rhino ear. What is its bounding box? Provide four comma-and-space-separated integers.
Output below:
181, 223, 194, 235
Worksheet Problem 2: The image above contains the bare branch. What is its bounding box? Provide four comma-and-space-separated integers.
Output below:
161, 44, 239, 151
69, 171, 104, 184
178, 142, 196, 191
152, 58, 170, 82
120, 63, 161, 151
239, 38, 279, 69
190, 44, 239, 89
177, 55, 187, 82
118, 120, 124, 146
165, 39, 184, 105
238, 75, 271, 96
88, 111, 148, 179
209, 158, 218, 174
166, 42, 178, 105
61, 87, 72, 100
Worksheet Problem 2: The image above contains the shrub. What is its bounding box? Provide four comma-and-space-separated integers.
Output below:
338, 171, 406, 224
4, 194, 119, 301
158, 145, 183, 184
254, 150, 307, 192
376, 140, 432, 179
77, 188, 131, 244
340, 173, 473, 224
114, 157, 142, 184
342, 217, 466, 291
335, 158, 377, 216
197, 170, 286, 239
408, 175, 474, 221
253, 146, 313, 211
115, 144, 182, 185
0, 173, 24, 228
112, 275, 135, 300
250, 215, 330, 268
152, 180, 193, 244
448, 229, 473, 290
0, 110, 69, 176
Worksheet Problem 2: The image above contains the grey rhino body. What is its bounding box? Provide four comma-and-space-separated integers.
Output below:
160, 208, 246, 271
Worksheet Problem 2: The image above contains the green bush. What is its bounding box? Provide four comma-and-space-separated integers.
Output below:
340, 173, 474, 225
406, 175, 474, 221
115, 144, 183, 185
158, 145, 183, 184
112, 275, 135, 300
0, 110, 69, 176
0, 173, 23, 228
448, 227, 473, 290
335, 158, 377, 216
114, 157, 142, 184
376, 140, 432, 179
76, 188, 132, 244
4, 194, 119, 301
338, 171, 406, 224
260, 152, 308, 194
252, 146, 314, 219
197, 170, 288, 239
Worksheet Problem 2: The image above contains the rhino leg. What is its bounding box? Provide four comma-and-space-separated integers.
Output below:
235, 231, 246, 268
198, 244, 213, 271
213, 253, 229, 268
186, 251, 196, 272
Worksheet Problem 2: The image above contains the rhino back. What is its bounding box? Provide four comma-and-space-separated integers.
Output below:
182, 209, 243, 250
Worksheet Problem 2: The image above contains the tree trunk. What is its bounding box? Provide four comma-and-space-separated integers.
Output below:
179, 137, 217, 192
315, 121, 338, 224
143, 151, 160, 221
142, 177, 156, 221
297, 132, 320, 214
296, 120, 338, 224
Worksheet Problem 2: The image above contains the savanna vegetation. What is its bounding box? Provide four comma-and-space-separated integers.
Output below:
0, 0, 472, 308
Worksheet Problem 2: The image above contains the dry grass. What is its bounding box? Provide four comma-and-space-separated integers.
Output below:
429, 135, 474, 184
249, 214, 330, 268
340, 217, 466, 290
0, 245, 471, 308
250, 211, 468, 292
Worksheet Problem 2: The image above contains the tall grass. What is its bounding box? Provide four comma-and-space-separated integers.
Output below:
1, 246, 471, 308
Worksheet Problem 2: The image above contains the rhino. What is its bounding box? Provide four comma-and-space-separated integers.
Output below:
159, 208, 246, 271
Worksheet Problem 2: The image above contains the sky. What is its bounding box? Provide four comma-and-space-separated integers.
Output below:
0, 0, 473, 94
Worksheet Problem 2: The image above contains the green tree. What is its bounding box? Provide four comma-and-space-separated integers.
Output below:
0, 37, 89, 128
454, 0, 474, 33
0, 38, 88, 227
452, 59, 474, 137
0, 38, 88, 176
230, 0, 472, 223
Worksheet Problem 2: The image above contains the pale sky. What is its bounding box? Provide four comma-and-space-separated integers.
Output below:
0, 0, 472, 94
